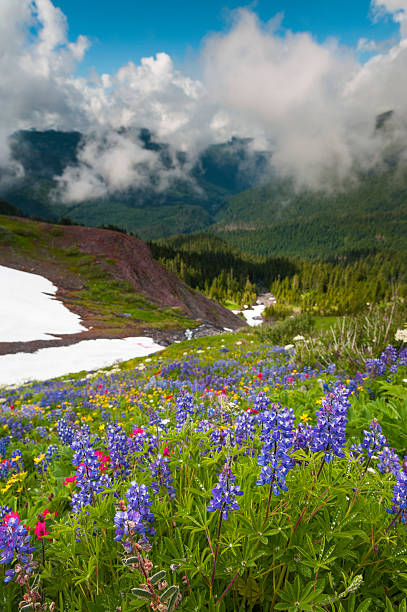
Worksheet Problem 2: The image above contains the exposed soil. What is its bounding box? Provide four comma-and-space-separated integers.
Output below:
0, 219, 246, 355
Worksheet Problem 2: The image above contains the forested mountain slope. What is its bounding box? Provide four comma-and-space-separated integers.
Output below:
213, 168, 407, 257
2, 130, 407, 257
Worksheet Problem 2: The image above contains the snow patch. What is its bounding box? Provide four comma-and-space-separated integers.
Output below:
0, 337, 164, 387
0, 265, 86, 342
232, 303, 265, 327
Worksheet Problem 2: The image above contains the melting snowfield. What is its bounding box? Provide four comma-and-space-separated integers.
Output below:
0, 265, 164, 386
233, 303, 265, 326
0, 337, 164, 386
0, 264, 86, 342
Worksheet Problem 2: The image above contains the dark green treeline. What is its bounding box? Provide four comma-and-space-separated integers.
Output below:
150, 234, 407, 315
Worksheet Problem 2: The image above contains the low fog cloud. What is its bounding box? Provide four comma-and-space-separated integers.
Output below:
2, 0, 407, 197
54, 129, 196, 202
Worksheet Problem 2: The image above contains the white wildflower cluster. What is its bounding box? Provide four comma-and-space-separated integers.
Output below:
395, 326, 407, 343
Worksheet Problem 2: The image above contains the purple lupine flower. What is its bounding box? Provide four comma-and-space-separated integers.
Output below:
312, 385, 350, 463
0, 506, 12, 521
114, 509, 146, 552
114, 483, 155, 551
57, 418, 75, 445
147, 407, 162, 427
358, 418, 387, 459
70, 430, 112, 514
106, 422, 131, 478
0, 460, 10, 481
252, 392, 271, 413
235, 411, 257, 449
149, 454, 176, 500
0, 512, 36, 583
35, 444, 59, 474
195, 419, 213, 434
209, 428, 236, 453
0, 436, 9, 459
35, 426, 48, 439
1, 449, 24, 482
381, 345, 398, 369
175, 393, 195, 429
365, 345, 399, 378
71, 447, 112, 514
10, 449, 24, 472
378, 446, 400, 476
322, 381, 331, 394
257, 404, 295, 495
0, 415, 32, 441
387, 469, 407, 526
71, 425, 99, 465
207, 463, 243, 520
129, 428, 160, 466
399, 348, 407, 366
292, 422, 314, 452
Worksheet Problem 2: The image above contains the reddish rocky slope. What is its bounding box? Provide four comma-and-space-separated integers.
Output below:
0, 216, 245, 354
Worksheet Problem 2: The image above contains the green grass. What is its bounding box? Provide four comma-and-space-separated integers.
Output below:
313, 315, 340, 332
223, 299, 240, 310
120, 326, 258, 371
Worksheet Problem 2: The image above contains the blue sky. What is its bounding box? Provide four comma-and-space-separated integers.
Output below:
53, 0, 400, 74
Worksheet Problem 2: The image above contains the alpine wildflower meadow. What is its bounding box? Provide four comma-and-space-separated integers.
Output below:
1, 332, 407, 611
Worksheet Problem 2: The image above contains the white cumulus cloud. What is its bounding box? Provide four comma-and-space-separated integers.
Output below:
0, 0, 89, 180
3, 2, 407, 196
371, 0, 407, 37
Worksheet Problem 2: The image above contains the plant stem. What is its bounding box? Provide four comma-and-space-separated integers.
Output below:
206, 528, 215, 558
216, 570, 240, 606
262, 483, 274, 529
199, 569, 211, 587
269, 565, 287, 611
315, 455, 326, 482
210, 510, 224, 593
386, 508, 402, 533
293, 504, 308, 533
354, 533, 385, 574
361, 455, 372, 479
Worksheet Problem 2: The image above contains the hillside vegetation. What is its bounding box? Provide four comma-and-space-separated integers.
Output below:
214, 168, 407, 257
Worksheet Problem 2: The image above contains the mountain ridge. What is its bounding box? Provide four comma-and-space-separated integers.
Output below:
1, 129, 268, 240
2, 129, 407, 258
